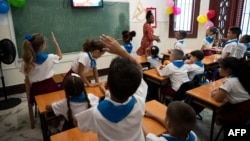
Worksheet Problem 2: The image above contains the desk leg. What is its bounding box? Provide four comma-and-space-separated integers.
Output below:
40, 113, 49, 141
210, 108, 216, 141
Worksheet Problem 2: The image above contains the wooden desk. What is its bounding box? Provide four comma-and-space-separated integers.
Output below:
202, 54, 221, 70
210, 47, 222, 54
135, 56, 150, 69
50, 100, 167, 141
143, 69, 168, 86
143, 69, 168, 102
35, 86, 105, 141
143, 100, 167, 135
186, 78, 225, 141
50, 128, 98, 141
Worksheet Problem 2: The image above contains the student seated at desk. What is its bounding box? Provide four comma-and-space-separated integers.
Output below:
221, 26, 243, 59
64, 39, 105, 87
143, 101, 198, 141
74, 35, 148, 141
184, 50, 205, 80
211, 57, 250, 139
156, 49, 189, 98
200, 26, 219, 56
46, 74, 99, 133
147, 45, 162, 68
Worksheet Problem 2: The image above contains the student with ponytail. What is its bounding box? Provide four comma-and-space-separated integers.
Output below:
121, 30, 136, 53
64, 39, 105, 87
46, 74, 99, 130
20, 32, 62, 105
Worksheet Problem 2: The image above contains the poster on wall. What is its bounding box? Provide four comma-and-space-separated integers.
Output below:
146, 7, 157, 28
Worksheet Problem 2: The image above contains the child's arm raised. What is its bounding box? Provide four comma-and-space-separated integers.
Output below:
51, 32, 62, 60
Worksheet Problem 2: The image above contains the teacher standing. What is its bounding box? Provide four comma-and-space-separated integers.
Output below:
136, 10, 160, 56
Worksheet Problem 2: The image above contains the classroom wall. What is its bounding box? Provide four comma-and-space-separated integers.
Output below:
0, 0, 209, 87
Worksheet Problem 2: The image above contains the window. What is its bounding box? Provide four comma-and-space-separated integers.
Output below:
240, 0, 250, 35
169, 0, 200, 38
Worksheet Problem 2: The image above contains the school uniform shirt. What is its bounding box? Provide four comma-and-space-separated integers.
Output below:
52, 93, 99, 120
185, 62, 205, 80
230, 43, 247, 59
19, 54, 60, 83
157, 60, 189, 91
122, 43, 133, 54
75, 79, 148, 141
71, 52, 94, 74
219, 77, 250, 104
146, 131, 198, 141
201, 36, 214, 50
221, 39, 238, 58
174, 39, 185, 54
147, 56, 162, 68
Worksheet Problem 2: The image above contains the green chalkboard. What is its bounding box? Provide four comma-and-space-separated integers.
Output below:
11, 0, 129, 57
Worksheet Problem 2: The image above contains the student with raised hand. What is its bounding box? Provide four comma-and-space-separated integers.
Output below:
136, 10, 160, 56
64, 39, 105, 87
201, 26, 219, 56
156, 49, 189, 98
20, 32, 62, 105
74, 34, 148, 141
121, 30, 136, 53
143, 101, 198, 141
46, 74, 99, 131
211, 57, 250, 127
221, 26, 242, 58
184, 50, 205, 80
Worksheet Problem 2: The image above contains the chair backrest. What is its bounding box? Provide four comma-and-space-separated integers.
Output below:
192, 72, 209, 87
173, 72, 208, 101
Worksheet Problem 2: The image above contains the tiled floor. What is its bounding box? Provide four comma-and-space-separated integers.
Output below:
0, 92, 224, 141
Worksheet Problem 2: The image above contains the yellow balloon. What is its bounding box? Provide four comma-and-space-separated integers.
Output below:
166, 7, 173, 15
197, 14, 208, 24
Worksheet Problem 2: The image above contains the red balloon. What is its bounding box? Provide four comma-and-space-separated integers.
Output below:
207, 10, 216, 19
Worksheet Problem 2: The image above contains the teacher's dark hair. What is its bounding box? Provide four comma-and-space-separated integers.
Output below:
146, 10, 153, 19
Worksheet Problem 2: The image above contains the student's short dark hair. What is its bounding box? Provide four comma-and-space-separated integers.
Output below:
167, 101, 196, 135
229, 26, 242, 37
179, 30, 187, 39
107, 57, 142, 101
190, 50, 204, 60
151, 46, 159, 57
172, 49, 184, 60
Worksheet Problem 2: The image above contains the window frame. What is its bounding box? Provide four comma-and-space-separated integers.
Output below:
168, 0, 200, 38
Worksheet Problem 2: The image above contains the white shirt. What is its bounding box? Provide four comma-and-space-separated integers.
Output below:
19, 54, 59, 83
147, 56, 162, 68
71, 52, 93, 73
75, 79, 148, 141
220, 77, 250, 104
221, 39, 238, 58
185, 63, 205, 80
201, 36, 214, 50
174, 40, 185, 54
52, 93, 99, 120
156, 61, 189, 91
230, 43, 247, 59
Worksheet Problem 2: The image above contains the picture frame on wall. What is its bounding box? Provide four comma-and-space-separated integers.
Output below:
146, 7, 157, 28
